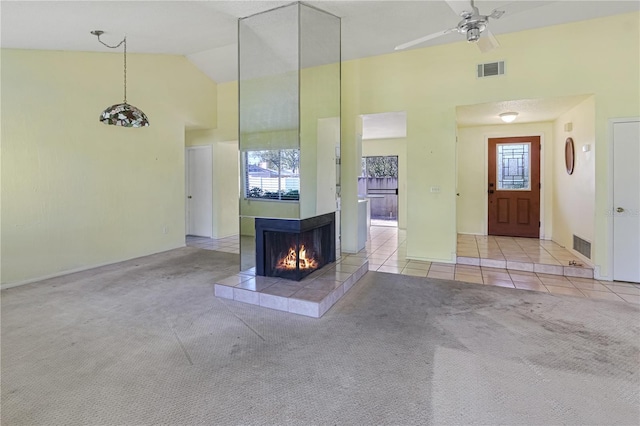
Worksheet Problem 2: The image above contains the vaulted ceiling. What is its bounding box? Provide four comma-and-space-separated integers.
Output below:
2, 1, 638, 83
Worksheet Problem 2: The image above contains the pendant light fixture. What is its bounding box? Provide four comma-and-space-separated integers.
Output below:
92, 30, 149, 128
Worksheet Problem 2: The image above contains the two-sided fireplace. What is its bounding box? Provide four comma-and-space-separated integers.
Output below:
255, 212, 336, 281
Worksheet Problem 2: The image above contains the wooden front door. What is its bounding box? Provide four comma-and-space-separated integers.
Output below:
488, 136, 540, 237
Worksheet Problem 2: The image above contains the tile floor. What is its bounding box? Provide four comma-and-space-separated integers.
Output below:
187, 228, 640, 305
213, 260, 369, 318
456, 234, 594, 278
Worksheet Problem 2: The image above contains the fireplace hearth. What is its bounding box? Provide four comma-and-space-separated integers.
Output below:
256, 212, 335, 281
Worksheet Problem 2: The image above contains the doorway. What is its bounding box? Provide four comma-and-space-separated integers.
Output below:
359, 155, 399, 227
488, 136, 541, 237
611, 119, 640, 283
185, 146, 213, 238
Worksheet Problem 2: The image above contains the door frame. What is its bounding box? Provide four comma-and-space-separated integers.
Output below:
185, 145, 213, 238
606, 117, 640, 281
361, 155, 400, 227
483, 133, 548, 238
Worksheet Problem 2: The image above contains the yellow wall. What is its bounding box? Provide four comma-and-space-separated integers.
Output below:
5, 12, 637, 285
300, 63, 341, 219
341, 12, 639, 269
209, 81, 239, 143
184, 81, 240, 239
185, 131, 239, 239
199, 81, 286, 237
456, 122, 554, 237
215, 141, 241, 238
315, 117, 340, 218
552, 96, 596, 260
1, 49, 217, 286
210, 82, 241, 238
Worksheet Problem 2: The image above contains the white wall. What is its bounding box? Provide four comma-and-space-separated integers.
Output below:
456, 122, 554, 238
552, 96, 596, 260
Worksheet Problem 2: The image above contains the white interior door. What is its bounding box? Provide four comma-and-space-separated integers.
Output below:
186, 146, 213, 238
613, 120, 640, 282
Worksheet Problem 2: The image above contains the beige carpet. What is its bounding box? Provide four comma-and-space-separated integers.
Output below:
2, 247, 639, 425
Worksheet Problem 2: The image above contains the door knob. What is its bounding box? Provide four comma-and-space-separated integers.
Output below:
616, 207, 624, 213
188, 196, 193, 199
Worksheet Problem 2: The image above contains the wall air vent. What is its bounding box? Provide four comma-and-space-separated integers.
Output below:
477, 61, 505, 78
573, 235, 591, 259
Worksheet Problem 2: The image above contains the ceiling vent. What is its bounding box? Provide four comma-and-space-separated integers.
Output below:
477, 61, 505, 78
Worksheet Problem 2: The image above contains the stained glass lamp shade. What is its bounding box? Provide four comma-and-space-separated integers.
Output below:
100, 103, 149, 127
93, 30, 149, 128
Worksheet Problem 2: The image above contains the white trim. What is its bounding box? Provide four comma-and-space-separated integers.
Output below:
406, 256, 456, 264
606, 117, 640, 281
1, 245, 186, 290
484, 133, 546, 238
484, 137, 488, 234
594, 266, 608, 282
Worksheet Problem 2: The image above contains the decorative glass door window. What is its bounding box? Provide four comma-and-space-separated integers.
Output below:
497, 143, 531, 190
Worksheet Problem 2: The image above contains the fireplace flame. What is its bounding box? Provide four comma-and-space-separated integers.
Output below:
277, 245, 318, 270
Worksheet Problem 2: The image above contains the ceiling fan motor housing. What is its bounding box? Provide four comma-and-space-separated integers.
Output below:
457, 14, 488, 43
467, 27, 481, 42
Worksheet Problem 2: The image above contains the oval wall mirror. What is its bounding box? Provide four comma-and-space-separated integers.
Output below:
565, 137, 575, 175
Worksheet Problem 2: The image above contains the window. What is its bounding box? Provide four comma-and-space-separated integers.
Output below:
497, 143, 530, 190
244, 149, 300, 201
360, 156, 398, 178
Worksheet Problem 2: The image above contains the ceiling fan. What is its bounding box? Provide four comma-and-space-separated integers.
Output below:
395, 0, 506, 53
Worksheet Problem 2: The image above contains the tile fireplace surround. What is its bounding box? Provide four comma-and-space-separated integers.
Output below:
214, 258, 369, 318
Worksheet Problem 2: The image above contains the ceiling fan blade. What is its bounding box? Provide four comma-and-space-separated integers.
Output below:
476, 30, 499, 53
394, 28, 457, 51
489, 9, 505, 20
499, 0, 555, 19
444, 0, 473, 17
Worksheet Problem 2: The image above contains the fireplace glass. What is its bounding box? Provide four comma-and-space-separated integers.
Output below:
265, 228, 325, 281
255, 212, 336, 281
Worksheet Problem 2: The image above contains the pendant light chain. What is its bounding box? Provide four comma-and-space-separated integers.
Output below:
123, 36, 127, 104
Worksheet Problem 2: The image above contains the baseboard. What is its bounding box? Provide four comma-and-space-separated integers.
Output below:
550, 237, 594, 268
212, 232, 239, 239
1, 244, 186, 290
593, 266, 611, 281
406, 255, 455, 264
